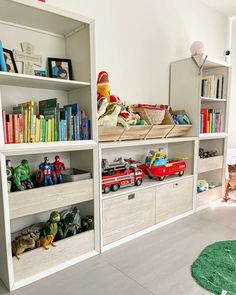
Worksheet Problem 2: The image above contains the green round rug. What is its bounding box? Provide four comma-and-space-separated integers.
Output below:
192, 241, 236, 295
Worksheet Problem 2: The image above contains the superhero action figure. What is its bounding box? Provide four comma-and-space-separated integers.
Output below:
6, 160, 14, 192
12, 159, 34, 191
38, 157, 55, 186
53, 155, 66, 184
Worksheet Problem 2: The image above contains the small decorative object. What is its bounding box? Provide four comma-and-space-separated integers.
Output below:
102, 158, 143, 194
38, 156, 55, 186
34, 69, 47, 77
197, 179, 209, 193
56, 207, 81, 240
12, 159, 34, 191
3, 49, 18, 73
224, 165, 236, 201
81, 215, 94, 231
98, 102, 121, 127
12, 234, 35, 259
53, 155, 65, 184
139, 150, 187, 181
190, 41, 205, 56
48, 58, 72, 80
13, 42, 42, 75
37, 211, 61, 250
6, 159, 14, 192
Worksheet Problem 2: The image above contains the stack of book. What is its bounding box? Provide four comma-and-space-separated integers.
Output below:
201, 75, 224, 99
2, 98, 91, 144
200, 108, 222, 134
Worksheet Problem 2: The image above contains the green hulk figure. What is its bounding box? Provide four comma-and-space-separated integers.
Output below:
13, 160, 34, 191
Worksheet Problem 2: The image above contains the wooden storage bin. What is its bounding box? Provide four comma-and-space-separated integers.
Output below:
119, 125, 151, 140
156, 177, 193, 223
198, 156, 224, 174
166, 110, 192, 138
13, 230, 95, 283
197, 186, 222, 208
98, 126, 124, 142
9, 179, 93, 219
145, 110, 174, 139
103, 187, 156, 245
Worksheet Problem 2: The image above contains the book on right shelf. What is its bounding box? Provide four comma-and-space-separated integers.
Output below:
201, 74, 224, 99
200, 108, 222, 134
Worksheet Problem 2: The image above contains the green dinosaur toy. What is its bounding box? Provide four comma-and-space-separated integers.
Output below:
56, 207, 81, 240
12, 159, 34, 191
38, 211, 62, 250
81, 215, 94, 232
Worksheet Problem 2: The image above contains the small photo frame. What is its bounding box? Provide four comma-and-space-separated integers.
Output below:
48, 58, 73, 80
3, 49, 18, 73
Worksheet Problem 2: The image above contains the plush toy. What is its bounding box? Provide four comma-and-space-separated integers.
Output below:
172, 113, 191, 125
224, 165, 236, 201
98, 102, 121, 127
197, 179, 209, 193
97, 71, 111, 103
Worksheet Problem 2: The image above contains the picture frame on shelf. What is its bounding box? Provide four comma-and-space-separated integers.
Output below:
3, 48, 18, 73
48, 58, 73, 80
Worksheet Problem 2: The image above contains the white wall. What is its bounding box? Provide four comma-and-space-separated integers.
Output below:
228, 19, 236, 148
46, 0, 228, 104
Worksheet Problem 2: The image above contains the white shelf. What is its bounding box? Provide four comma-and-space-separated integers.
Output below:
102, 174, 194, 200
199, 133, 227, 140
203, 56, 231, 69
201, 97, 227, 103
100, 137, 197, 149
0, 140, 97, 156
0, 72, 90, 91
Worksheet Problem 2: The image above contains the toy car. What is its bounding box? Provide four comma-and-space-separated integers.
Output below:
139, 149, 187, 181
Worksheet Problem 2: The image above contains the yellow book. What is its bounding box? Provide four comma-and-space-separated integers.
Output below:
23, 109, 28, 143
47, 119, 52, 142
30, 114, 36, 142
18, 101, 35, 143
35, 117, 40, 142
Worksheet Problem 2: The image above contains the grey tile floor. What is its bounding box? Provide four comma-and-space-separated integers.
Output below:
1, 205, 235, 295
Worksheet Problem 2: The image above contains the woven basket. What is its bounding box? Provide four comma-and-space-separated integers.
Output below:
133, 105, 166, 125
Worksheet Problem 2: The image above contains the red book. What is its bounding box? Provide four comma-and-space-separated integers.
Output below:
13, 114, 20, 143
201, 108, 208, 133
6, 114, 13, 144
2, 111, 7, 144
18, 114, 24, 143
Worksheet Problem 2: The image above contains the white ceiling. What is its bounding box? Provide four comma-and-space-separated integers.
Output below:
200, 0, 236, 17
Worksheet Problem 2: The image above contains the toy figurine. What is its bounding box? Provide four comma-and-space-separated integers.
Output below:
12, 234, 35, 259
6, 160, 14, 192
53, 155, 66, 184
12, 159, 34, 191
38, 157, 55, 186
197, 180, 209, 193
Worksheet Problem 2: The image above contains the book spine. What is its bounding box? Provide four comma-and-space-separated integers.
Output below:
47, 119, 52, 142
0, 40, 7, 72
65, 107, 72, 141
13, 114, 19, 143
35, 117, 40, 142
6, 114, 13, 144
27, 106, 31, 143
63, 120, 67, 141
51, 117, 55, 141
42, 118, 46, 142
2, 110, 7, 143
23, 109, 28, 143
18, 114, 24, 143
30, 114, 36, 143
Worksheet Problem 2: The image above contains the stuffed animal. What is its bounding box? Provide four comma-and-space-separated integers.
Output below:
172, 113, 191, 125
97, 71, 111, 103
197, 179, 209, 193
98, 103, 121, 127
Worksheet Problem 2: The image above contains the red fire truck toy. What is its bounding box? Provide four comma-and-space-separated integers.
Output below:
102, 158, 143, 193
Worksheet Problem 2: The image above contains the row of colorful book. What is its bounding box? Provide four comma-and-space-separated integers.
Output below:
2, 98, 91, 144
201, 74, 224, 99
200, 108, 222, 134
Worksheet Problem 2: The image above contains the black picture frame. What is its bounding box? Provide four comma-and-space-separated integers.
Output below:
3, 48, 18, 73
48, 58, 73, 80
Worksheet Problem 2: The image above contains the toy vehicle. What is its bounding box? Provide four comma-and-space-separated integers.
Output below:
139, 149, 187, 181
101, 158, 143, 193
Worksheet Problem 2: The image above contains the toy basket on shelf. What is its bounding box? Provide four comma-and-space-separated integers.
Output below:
166, 110, 192, 137
133, 104, 166, 125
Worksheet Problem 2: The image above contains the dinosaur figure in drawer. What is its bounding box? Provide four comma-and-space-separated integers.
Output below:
37, 211, 62, 250
12, 234, 35, 259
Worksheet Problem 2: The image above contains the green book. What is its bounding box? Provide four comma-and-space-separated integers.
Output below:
45, 120, 48, 142
51, 117, 55, 141
39, 98, 57, 115
13, 105, 23, 115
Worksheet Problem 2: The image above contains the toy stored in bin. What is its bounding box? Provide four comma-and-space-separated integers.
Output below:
166, 110, 192, 137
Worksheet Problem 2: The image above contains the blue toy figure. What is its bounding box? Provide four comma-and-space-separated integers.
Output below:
39, 157, 55, 186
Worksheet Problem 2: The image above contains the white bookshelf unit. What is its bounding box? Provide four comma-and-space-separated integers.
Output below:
170, 55, 231, 208
0, 0, 99, 291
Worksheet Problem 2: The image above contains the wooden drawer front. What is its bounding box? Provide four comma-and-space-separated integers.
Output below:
156, 177, 193, 224
103, 188, 156, 245
198, 156, 223, 174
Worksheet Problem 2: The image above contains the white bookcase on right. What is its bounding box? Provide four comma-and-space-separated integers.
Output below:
169, 56, 231, 208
